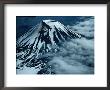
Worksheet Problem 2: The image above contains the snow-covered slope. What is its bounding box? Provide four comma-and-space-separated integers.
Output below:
16, 20, 81, 60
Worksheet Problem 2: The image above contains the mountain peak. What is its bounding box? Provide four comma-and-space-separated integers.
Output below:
42, 19, 66, 31
16, 20, 81, 59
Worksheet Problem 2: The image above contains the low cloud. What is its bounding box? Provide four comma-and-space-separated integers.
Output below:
67, 18, 94, 38
47, 38, 94, 74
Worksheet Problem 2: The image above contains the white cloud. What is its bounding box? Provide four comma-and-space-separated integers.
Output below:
67, 18, 94, 38
47, 37, 94, 74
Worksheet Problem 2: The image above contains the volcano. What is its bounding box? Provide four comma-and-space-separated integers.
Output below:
17, 20, 81, 53
16, 20, 81, 73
